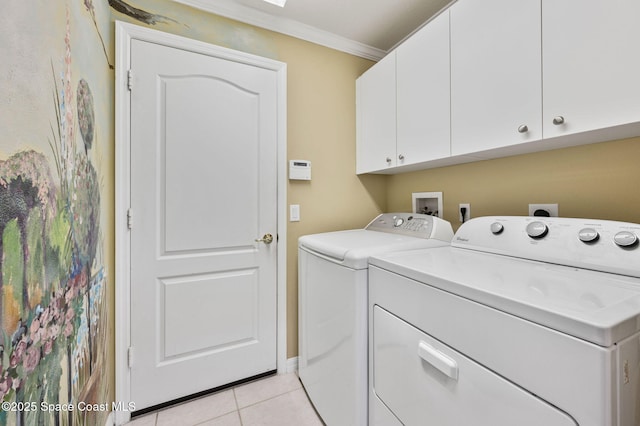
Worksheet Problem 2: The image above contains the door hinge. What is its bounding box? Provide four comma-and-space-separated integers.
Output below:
127, 69, 133, 91
127, 208, 133, 230
128, 347, 134, 368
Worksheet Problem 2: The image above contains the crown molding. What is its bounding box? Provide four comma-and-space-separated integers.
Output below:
172, 0, 386, 61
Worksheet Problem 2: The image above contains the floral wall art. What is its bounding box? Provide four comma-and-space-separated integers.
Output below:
0, 0, 181, 421
0, 1, 113, 425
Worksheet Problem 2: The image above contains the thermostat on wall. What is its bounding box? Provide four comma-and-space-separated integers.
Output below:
289, 160, 311, 180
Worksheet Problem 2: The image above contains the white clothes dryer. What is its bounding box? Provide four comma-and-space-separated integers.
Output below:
298, 213, 453, 426
369, 216, 640, 426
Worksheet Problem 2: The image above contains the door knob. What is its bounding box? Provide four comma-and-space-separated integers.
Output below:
255, 233, 274, 244
552, 116, 565, 125
517, 124, 528, 133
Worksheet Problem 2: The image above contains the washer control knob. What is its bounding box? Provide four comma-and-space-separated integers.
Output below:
394, 217, 404, 227
526, 221, 548, 239
614, 231, 638, 248
578, 228, 599, 243
490, 222, 504, 235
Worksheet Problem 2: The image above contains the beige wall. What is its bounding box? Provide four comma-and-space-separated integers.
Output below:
284, 41, 388, 356
386, 137, 640, 232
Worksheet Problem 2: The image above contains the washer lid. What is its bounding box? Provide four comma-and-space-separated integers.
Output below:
299, 229, 448, 269
370, 246, 640, 346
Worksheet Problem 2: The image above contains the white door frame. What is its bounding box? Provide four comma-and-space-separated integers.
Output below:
114, 21, 287, 425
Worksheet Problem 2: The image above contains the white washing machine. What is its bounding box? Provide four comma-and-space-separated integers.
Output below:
298, 213, 453, 426
369, 216, 640, 426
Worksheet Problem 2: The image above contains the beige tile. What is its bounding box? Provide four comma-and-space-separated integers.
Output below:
239, 389, 323, 426
234, 373, 302, 408
156, 390, 237, 426
126, 412, 157, 426
197, 411, 242, 426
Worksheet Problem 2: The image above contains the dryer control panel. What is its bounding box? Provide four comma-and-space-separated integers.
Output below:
366, 213, 453, 242
453, 216, 640, 278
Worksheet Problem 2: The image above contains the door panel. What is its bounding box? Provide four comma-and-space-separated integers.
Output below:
542, 0, 640, 138
397, 10, 451, 164
161, 269, 258, 359
163, 75, 259, 253
129, 39, 277, 410
355, 52, 397, 174
450, 0, 542, 155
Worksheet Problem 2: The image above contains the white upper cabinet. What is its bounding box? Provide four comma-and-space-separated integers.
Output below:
356, 52, 397, 174
450, 0, 542, 156
542, 0, 640, 139
357, 11, 451, 174
356, 0, 640, 174
397, 10, 451, 165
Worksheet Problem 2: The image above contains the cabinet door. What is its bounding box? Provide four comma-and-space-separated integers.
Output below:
542, 0, 640, 138
397, 11, 451, 165
450, 0, 542, 156
356, 52, 396, 174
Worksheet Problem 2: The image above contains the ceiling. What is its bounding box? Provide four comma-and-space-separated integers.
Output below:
174, 0, 454, 60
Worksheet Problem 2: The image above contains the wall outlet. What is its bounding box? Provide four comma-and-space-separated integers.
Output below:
459, 203, 470, 223
529, 203, 558, 217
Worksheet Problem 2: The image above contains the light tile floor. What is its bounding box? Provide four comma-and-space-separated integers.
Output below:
125, 373, 324, 426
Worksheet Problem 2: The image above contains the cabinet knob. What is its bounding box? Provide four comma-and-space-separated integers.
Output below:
386, 157, 392, 164
398, 154, 405, 161
552, 116, 565, 125
517, 124, 529, 133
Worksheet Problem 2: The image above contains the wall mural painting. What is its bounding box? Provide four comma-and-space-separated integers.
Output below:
0, 8, 107, 426
86, 0, 178, 70
108, 0, 176, 26
0, 0, 183, 423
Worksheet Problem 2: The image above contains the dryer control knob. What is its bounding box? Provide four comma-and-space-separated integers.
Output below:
526, 221, 548, 239
578, 228, 599, 243
614, 231, 638, 248
490, 222, 504, 235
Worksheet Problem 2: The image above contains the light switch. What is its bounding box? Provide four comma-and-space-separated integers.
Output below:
290, 204, 300, 222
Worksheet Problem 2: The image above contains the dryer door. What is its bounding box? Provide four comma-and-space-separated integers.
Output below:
372, 306, 578, 426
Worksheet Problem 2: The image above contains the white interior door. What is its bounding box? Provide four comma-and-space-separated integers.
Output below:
128, 37, 279, 411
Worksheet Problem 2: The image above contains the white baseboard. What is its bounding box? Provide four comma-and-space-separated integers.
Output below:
286, 356, 298, 374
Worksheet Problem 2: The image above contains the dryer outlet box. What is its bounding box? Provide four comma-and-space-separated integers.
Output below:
529, 203, 558, 217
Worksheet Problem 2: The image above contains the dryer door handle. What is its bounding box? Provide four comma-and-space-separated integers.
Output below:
418, 341, 459, 381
